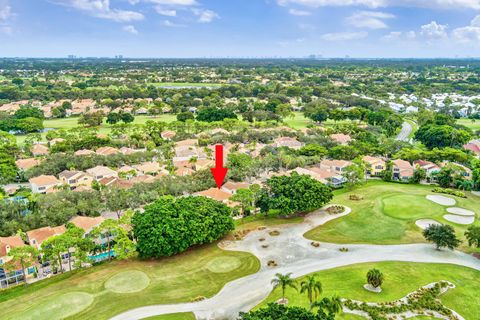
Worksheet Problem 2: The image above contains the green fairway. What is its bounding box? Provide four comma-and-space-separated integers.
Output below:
257, 262, 480, 320
304, 181, 480, 249
16, 292, 94, 320
104, 270, 150, 293
284, 112, 312, 129
0, 244, 260, 320
15, 114, 177, 145
457, 118, 480, 131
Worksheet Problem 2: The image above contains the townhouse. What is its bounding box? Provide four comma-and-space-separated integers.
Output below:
29, 175, 61, 194
86, 166, 118, 181
363, 156, 386, 177
392, 159, 414, 181
58, 170, 94, 189
27, 226, 67, 250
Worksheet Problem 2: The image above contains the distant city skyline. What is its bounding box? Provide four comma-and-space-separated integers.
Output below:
1, 0, 480, 58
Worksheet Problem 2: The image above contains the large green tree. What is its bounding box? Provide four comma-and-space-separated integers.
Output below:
258, 172, 333, 216
423, 224, 461, 251
132, 196, 234, 258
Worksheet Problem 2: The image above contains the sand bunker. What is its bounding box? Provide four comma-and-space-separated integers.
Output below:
415, 219, 442, 230
426, 195, 456, 206
443, 214, 474, 225
446, 207, 475, 216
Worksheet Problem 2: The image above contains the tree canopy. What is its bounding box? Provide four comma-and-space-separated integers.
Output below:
132, 196, 234, 258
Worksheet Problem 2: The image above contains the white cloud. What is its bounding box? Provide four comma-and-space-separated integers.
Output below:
147, 0, 197, 5
0, 2, 11, 21
155, 7, 177, 16
0, 0, 13, 35
420, 21, 448, 39
162, 19, 186, 27
382, 30, 416, 41
452, 15, 480, 43
288, 8, 311, 16
277, 0, 480, 10
192, 8, 219, 23
320, 31, 368, 41
52, 0, 144, 22
123, 24, 138, 34
346, 11, 394, 29
471, 14, 480, 27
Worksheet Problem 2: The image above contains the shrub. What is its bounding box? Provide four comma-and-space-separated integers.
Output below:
432, 187, 466, 198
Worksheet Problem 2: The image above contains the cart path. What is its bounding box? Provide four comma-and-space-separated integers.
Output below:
111, 206, 480, 320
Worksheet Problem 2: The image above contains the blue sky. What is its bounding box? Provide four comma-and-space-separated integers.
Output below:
1, 0, 480, 58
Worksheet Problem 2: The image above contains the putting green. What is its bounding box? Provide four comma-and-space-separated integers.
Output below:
105, 270, 150, 293
205, 256, 242, 273
17, 292, 93, 320
381, 194, 444, 220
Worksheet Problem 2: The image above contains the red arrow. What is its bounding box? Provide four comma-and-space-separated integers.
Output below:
210, 144, 228, 189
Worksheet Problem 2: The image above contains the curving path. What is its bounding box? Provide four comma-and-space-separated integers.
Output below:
395, 121, 413, 142
111, 205, 480, 320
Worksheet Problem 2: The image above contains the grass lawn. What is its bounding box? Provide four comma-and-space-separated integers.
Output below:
284, 112, 312, 129
15, 114, 177, 145
257, 262, 480, 320
284, 112, 357, 130
0, 244, 260, 320
457, 118, 480, 131
304, 181, 480, 250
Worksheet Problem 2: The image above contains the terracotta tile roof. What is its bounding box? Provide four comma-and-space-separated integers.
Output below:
330, 133, 352, 144
175, 139, 198, 148
74, 149, 95, 156
362, 156, 385, 165
134, 162, 161, 174
222, 181, 250, 193
0, 235, 25, 257
31, 144, 49, 156
130, 175, 156, 184
320, 159, 352, 168
29, 175, 60, 186
96, 146, 119, 156
16, 158, 40, 170
161, 130, 176, 139
194, 188, 232, 202
87, 166, 118, 178
27, 226, 66, 247
99, 176, 118, 186
69, 216, 104, 233
392, 159, 413, 169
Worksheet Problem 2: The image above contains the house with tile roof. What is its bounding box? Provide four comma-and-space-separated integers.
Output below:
272, 137, 304, 150
319, 159, 353, 174
29, 175, 61, 194
330, 133, 353, 145
27, 226, 66, 250
86, 166, 118, 181
59, 170, 94, 189
392, 159, 414, 181
96, 146, 119, 156
363, 156, 386, 177
74, 149, 95, 156
31, 144, 49, 157
15, 158, 40, 171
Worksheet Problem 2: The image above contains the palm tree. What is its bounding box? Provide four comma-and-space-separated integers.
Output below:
367, 268, 384, 288
271, 273, 297, 304
312, 295, 343, 316
300, 275, 323, 309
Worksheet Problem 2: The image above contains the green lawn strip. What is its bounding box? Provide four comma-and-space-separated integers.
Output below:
457, 118, 480, 131
304, 181, 480, 249
143, 313, 195, 320
15, 114, 177, 145
0, 244, 260, 320
257, 262, 480, 320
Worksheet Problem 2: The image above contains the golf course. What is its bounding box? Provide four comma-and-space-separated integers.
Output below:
257, 261, 480, 320
305, 181, 480, 250
1, 181, 479, 320
0, 245, 260, 320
